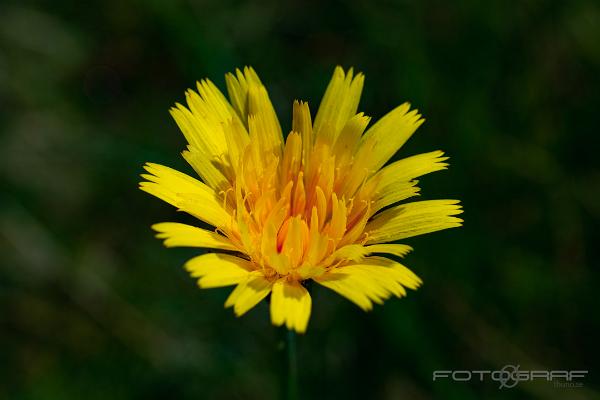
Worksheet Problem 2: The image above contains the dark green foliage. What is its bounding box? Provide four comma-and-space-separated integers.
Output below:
0, 0, 598, 398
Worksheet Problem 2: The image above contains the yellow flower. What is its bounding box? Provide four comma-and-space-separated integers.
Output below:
140, 66, 462, 333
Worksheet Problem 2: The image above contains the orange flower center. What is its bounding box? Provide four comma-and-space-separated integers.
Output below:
222, 111, 379, 282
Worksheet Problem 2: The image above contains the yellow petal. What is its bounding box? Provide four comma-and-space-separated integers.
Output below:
303, 207, 330, 267
171, 80, 239, 157
222, 118, 250, 176
315, 271, 375, 311
225, 273, 272, 316
366, 200, 463, 244
315, 259, 422, 311
356, 102, 424, 172
170, 102, 224, 156
152, 222, 237, 251
314, 66, 364, 144
332, 112, 370, 166
139, 163, 231, 228
323, 193, 347, 245
225, 66, 259, 124
328, 244, 369, 262
372, 180, 421, 214
374, 150, 449, 189
170, 79, 248, 190
292, 100, 313, 167
195, 79, 235, 123
361, 256, 423, 289
185, 253, 253, 288
280, 132, 302, 185
325, 243, 413, 264
248, 84, 282, 148
270, 280, 312, 334
181, 145, 229, 190
280, 216, 308, 269
226, 67, 283, 156
364, 244, 413, 258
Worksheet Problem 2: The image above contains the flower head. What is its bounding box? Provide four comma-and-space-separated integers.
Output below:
140, 67, 462, 333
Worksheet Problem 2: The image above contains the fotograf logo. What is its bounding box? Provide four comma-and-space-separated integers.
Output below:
432, 365, 588, 389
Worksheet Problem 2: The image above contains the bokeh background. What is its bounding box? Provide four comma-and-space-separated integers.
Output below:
1, 0, 599, 399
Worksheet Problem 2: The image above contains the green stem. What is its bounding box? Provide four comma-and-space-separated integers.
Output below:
286, 329, 298, 400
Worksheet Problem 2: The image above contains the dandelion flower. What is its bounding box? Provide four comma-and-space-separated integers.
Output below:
140, 67, 463, 333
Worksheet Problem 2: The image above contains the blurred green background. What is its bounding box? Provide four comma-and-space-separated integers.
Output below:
1, 0, 599, 399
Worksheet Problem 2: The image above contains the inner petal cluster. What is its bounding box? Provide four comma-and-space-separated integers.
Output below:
228, 109, 378, 282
